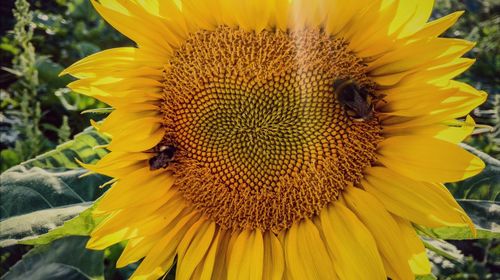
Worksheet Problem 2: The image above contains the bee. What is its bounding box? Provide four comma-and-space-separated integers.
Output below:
333, 78, 378, 121
147, 145, 177, 171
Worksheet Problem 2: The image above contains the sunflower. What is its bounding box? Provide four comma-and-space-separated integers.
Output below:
62, 0, 487, 279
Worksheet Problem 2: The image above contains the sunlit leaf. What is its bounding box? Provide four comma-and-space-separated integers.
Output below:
20, 204, 102, 246
21, 126, 109, 170
0, 128, 110, 246
0, 202, 90, 247
417, 200, 500, 240
416, 274, 437, 280
423, 238, 465, 263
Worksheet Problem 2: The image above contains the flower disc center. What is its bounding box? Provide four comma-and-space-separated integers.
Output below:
160, 26, 382, 232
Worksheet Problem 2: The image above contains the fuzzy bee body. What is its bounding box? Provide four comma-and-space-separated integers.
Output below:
147, 145, 177, 170
333, 79, 375, 121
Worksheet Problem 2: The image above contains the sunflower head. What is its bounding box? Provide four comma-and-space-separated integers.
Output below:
63, 0, 486, 279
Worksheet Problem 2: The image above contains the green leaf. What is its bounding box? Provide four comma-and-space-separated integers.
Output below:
447, 144, 500, 201
0, 202, 90, 247
20, 204, 102, 246
0, 127, 110, 246
417, 200, 500, 240
1, 236, 104, 280
21, 126, 109, 170
416, 274, 438, 280
422, 226, 500, 240
458, 199, 499, 232
0, 167, 108, 246
0, 149, 21, 172
423, 238, 465, 263
0, 167, 108, 219
36, 56, 71, 90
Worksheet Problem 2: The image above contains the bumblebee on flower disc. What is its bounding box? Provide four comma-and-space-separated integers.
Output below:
147, 144, 177, 170
333, 78, 380, 121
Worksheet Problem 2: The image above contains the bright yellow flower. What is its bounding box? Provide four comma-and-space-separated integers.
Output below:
62, 0, 487, 279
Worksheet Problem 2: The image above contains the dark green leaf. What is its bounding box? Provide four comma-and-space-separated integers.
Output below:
447, 144, 500, 201
458, 199, 499, 233
0, 167, 108, 246
0, 167, 108, 219
36, 56, 71, 89
1, 236, 103, 280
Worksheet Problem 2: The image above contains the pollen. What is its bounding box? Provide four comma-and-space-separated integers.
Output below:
159, 26, 382, 232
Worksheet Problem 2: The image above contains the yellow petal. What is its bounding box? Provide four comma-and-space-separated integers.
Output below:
377, 136, 485, 182
271, 0, 291, 31
372, 57, 474, 87
211, 230, 233, 280
324, 0, 365, 35
216, 0, 238, 27
433, 116, 476, 143
262, 231, 284, 280
99, 109, 159, 134
116, 230, 166, 267
411, 11, 464, 39
285, 219, 337, 280
67, 77, 162, 106
393, 216, 432, 275
364, 166, 475, 229
227, 229, 264, 280
176, 219, 216, 280
60, 47, 154, 78
343, 187, 414, 280
388, 0, 418, 36
228, 0, 273, 32
138, 0, 189, 36
320, 203, 385, 280
350, 1, 399, 58
97, 167, 175, 212
195, 229, 221, 280
386, 116, 476, 144
88, 194, 186, 249
401, 58, 476, 86
182, 0, 218, 31
381, 82, 486, 127
76, 150, 130, 171
91, 0, 175, 55
82, 151, 149, 178
287, 0, 328, 30
130, 211, 200, 280
92, 196, 166, 235
107, 123, 164, 152
396, 0, 435, 38
369, 38, 474, 75
380, 84, 457, 117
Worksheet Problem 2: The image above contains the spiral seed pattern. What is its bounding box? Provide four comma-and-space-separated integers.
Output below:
159, 26, 382, 232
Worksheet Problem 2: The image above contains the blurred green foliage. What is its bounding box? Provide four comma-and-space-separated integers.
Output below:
432, 1, 500, 279
0, 0, 130, 171
0, 0, 498, 279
